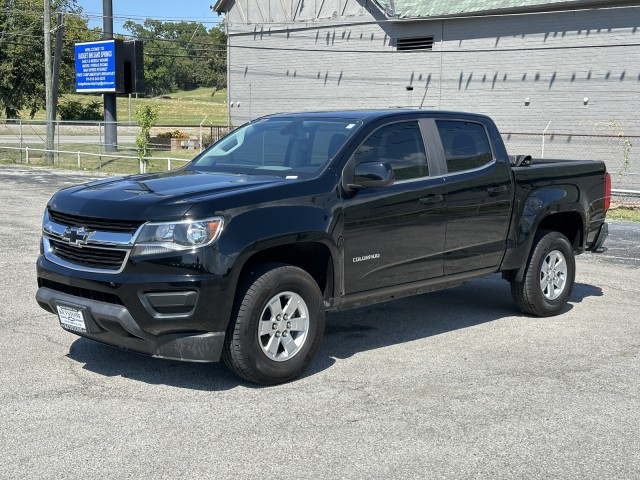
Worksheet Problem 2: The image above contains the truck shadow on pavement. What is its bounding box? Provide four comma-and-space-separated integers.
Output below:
66, 275, 602, 390
305, 276, 601, 379
67, 339, 240, 391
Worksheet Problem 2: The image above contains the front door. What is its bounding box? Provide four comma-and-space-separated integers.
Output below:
342, 120, 447, 294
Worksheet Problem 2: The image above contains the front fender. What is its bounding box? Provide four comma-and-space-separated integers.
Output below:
215, 204, 342, 309
218, 204, 338, 258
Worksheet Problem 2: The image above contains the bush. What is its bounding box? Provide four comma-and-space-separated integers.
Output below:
135, 104, 160, 170
157, 129, 190, 139
201, 133, 216, 149
58, 100, 102, 121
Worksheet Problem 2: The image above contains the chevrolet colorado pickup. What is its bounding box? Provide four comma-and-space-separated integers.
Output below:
36, 110, 610, 384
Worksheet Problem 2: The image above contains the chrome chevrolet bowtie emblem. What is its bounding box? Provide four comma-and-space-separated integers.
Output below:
62, 227, 93, 246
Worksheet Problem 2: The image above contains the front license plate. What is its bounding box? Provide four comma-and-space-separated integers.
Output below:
56, 305, 87, 333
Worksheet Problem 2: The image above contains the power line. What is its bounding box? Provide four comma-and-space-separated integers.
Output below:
223, 41, 640, 54
0, 8, 222, 25
3, 32, 43, 40
0, 39, 41, 47
3, 1, 638, 27
78, 10, 222, 23
146, 53, 226, 61
5, 4, 638, 59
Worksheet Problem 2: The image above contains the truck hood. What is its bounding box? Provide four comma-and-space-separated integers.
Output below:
47, 170, 285, 220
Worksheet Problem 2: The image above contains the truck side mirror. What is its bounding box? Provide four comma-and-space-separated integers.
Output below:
347, 162, 395, 190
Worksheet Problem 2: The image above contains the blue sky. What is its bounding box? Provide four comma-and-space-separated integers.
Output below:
76, 0, 221, 33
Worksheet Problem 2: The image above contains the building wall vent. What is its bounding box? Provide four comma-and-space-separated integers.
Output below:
396, 36, 434, 51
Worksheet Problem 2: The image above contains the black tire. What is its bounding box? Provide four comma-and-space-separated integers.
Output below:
222, 263, 325, 385
511, 230, 576, 317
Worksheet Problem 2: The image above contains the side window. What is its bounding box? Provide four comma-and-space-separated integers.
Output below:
436, 120, 494, 173
354, 121, 428, 181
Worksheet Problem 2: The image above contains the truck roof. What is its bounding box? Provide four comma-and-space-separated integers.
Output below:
260, 109, 493, 123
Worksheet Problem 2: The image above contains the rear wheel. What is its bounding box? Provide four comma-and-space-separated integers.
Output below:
222, 263, 325, 385
511, 230, 575, 317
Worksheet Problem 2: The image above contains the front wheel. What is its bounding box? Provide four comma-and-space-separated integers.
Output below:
511, 231, 576, 317
222, 263, 325, 385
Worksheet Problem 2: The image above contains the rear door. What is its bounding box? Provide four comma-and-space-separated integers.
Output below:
433, 119, 513, 275
341, 118, 447, 294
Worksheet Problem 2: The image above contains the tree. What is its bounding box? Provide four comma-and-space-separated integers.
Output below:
0, 0, 47, 118
134, 103, 159, 173
57, 99, 101, 120
123, 19, 226, 96
193, 25, 227, 90
0, 0, 96, 118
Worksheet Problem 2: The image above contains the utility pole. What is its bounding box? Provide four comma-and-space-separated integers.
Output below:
52, 13, 64, 122
52, 12, 64, 164
103, 0, 117, 151
44, 0, 54, 164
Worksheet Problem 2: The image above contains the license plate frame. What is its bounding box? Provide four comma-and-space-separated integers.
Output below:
56, 304, 87, 333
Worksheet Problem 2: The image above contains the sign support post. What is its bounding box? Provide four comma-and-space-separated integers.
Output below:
74, 1, 143, 151
103, 0, 117, 152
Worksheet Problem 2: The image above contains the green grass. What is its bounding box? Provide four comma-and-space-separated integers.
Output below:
608, 206, 640, 222
24, 87, 228, 126
0, 142, 194, 175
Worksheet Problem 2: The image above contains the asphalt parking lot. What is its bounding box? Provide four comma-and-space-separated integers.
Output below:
1, 165, 639, 479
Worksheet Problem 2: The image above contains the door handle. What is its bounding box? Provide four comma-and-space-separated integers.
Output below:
486, 185, 507, 195
419, 194, 444, 205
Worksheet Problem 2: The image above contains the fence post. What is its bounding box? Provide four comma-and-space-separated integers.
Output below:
168, 158, 171, 171
198, 115, 208, 154
56, 119, 60, 165
25, 146, 29, 164
77, 151, 81, 169
541, 121, 551, 159
19, 120, 23, 163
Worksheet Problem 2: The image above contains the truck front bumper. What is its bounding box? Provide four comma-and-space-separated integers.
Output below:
36, 287, 225, 362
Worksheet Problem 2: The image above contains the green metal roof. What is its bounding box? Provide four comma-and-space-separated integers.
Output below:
374, 0, 617, 19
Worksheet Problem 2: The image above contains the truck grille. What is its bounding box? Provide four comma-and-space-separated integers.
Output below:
48, 209, 142, 234
43, 209, 140, 273
49, 239, 128, 271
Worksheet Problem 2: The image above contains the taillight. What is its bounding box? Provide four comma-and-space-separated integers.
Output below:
604, 172, 611, 212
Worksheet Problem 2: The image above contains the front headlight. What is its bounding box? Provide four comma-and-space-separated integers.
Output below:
131, 217, 223, 256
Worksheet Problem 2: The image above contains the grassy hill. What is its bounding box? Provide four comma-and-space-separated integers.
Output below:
27, 87, 228, 125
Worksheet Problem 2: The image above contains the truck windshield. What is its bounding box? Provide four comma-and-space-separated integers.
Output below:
188, 117, 360, 178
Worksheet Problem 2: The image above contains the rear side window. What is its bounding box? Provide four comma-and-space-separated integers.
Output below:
436, 121, 493, 173
354, 121, 428, 181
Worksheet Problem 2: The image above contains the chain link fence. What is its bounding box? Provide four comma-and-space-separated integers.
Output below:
1, 120, 638, 200
502, 131, 640, 207
502, 132, 638, 190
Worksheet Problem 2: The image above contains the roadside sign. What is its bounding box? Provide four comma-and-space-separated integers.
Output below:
75, 40, 123, 93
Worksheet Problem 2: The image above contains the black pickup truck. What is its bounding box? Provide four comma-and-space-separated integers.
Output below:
36, 110, 610, 384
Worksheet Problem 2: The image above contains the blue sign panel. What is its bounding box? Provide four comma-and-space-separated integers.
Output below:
75, 40, 117, 93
